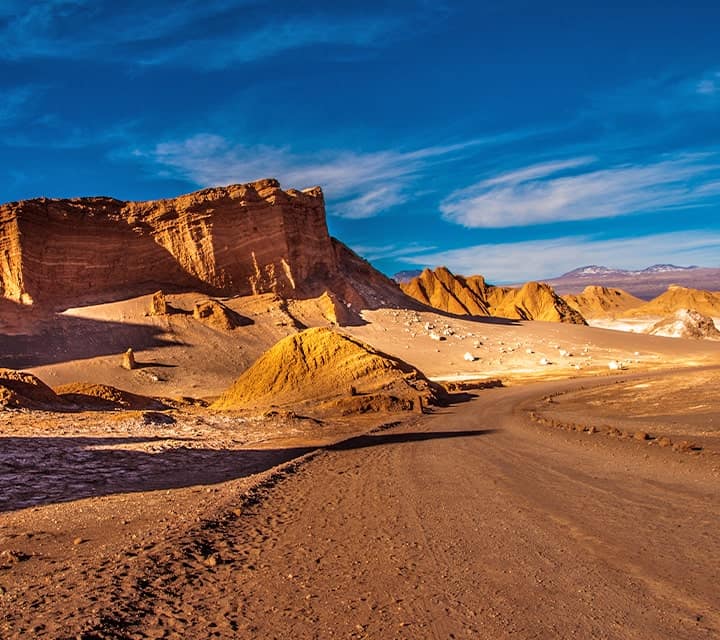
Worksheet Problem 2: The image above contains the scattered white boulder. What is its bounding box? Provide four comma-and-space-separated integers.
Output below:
539, 357, 551, 366
463, 352, 476, 362
608, 360, 627, 370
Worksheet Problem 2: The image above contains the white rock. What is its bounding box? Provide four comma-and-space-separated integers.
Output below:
608, 360, 627, 370
539, 358, 551, 366
463, 352, 476, 362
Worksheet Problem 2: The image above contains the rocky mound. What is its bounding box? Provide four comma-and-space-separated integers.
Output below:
212, 327, 443, 412
53, 383, 168, 410
563, 285, 644, 318
0, 369, 68, 410
288, 290, 359, 326
193, 299, 251, 330
401, 267, 585, 324
0, 180, 407, 315
400, 267, 490, 316
623, 285, 720, 318
645, 309, 720, 340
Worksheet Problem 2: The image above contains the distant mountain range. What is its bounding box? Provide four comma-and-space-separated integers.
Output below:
394, 264, 719, 300
560, 264, 699, 277
542, 264, 720, 300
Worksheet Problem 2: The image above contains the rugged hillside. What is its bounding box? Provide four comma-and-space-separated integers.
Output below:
563, 286, 645, 318
401, 267, 585, 324
212, 327, 443, 412
0, 179, 405, 311
491, 281, 586, 324
622, 285, 720, 318
400, 267, 490, 316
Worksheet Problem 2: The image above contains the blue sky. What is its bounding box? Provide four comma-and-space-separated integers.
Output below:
1, 0, 719, 283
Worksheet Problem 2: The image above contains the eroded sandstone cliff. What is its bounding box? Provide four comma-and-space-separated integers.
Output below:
0, 179, 403, 311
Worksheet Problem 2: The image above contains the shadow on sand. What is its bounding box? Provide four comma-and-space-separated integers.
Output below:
0, 314, 183, 369
0, 427, 496, 513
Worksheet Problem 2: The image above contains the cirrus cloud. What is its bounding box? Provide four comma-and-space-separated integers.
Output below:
138, 132, 496, 218
440, 154, 720, 228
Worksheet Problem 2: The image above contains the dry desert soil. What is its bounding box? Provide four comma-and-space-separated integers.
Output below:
1, 303, 720, 639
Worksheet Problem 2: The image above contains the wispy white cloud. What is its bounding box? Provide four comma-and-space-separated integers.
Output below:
400, 231, 720, 283
697, 72, 720, 95
139, 133, 492, 218
139, 15, 402, 69
440, 154, 720, 228
0, 85, 40, 126
481, 157, 595, 187
350, 242, 438, 262
0, 1, 426, 68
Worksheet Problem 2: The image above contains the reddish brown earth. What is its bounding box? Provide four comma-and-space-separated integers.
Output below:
1, 369, 718, 639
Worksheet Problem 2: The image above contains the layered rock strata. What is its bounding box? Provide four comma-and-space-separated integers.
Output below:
0, 179, 403, 310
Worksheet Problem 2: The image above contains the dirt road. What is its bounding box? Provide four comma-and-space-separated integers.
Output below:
2, 375, 718, 639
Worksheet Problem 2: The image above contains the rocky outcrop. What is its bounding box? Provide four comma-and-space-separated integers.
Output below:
401, 267, 586, 324
121, 348, 137, 370
54, 382, 167, 410
563, 285, 644, 318
0, 369, 69, 410
193, 299, 250, 331
646, 309, 720, 340
490, 281, 586, 324
0, 180, 405, 312
148, 291, 168, 316
400, 267, 490, 316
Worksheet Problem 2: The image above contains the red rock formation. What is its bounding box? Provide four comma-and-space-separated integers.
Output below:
0, 180, 404, 311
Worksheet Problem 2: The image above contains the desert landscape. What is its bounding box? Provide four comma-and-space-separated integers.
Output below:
0, 180, 719, 638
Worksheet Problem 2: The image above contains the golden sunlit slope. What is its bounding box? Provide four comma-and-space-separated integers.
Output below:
622, 285, 720, 318
400, 267, 490, 316
212, 327, 443, 411
563, 285, 645, 318
490, 281, 586, 324
401, 267, 586, 324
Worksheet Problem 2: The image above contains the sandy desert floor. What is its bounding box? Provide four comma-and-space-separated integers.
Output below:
2, 300, 720, 638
